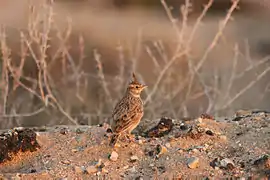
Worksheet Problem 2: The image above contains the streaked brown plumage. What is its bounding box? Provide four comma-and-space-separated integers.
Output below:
109, 73, 147, 147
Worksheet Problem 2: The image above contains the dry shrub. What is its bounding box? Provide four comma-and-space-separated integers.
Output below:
0, 0, 270, 130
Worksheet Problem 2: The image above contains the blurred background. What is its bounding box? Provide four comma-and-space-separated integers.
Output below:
0, 0, 270, 130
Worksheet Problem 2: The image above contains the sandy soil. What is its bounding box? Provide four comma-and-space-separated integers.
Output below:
0, 110, 269, 180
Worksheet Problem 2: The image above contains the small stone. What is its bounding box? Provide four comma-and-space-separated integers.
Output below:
123, 165, 129, 169
86, 166, 98, 174
138, 139, 143, 144
135, 176, 144, 180
187, 157, 199, 169
102, 168, 109, 173
180, 123, 188, 130
192, 149, 200, 154
197, 118, 203, 123
178, 149, 184, 153
72, 149, 78, 153
109, 151, 118, 161
165, 142, 171, 148
205, 130, 214, 136
74, 166, 85, 174
60, 128, 68, 135
130, 155, 139, 162
253, 155, 270, 169
106, 128, 113, 133
219, 135, 227, 141
200, 113, 215, 120
220, 158, 235, 170
61, 160, 71, 165
156, 145, 168, 157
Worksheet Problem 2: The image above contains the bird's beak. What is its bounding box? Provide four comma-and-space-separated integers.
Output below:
142, 85, 147, 89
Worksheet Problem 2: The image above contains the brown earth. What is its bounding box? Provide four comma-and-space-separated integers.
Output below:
0, 110, 269, 179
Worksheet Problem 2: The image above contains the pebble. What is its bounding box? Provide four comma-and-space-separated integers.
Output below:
130, 155, 139, 162
86, 165, 98, 174
156, 145, 168, 157
220, 158, 235, 170
71, 149, 78, 153
205, 130, 214, 136
187, 157, 199, 169
165, 142, 171, 148
192, 149, 200, 154
138, 139, 143, 144
74, 166, 85, 174
219, 135, 227, 141
135, 176, 144, 180
197, 118, 203, 123
61, 160, 71, 165
123, 165, 129, 169
109, 151, 119, 161
60, 128, 68, 135
178, 149, 184, 153
254, 155, 270, 169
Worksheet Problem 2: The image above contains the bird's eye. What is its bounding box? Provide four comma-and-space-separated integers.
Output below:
135, 86, 139, 89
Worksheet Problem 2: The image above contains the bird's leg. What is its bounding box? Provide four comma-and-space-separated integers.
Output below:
117, 133, 128, 143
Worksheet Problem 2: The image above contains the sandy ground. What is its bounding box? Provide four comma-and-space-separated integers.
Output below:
0, 110, 269, 180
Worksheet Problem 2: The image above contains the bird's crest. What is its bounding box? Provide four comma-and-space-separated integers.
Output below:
130, 72, 140, 84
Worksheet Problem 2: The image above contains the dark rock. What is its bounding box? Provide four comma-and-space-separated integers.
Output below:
180, 123, 189, 130
97, 124, 103, 127
30, 169, 37, 173
187, 127, 204, 139
210, 158, 235, 170
0, 128, 40, 163
106, 128, 113, 133
205, 130, 214, 136
144, 117, 173, 138
60, 128, 68, 135
158, 166, 166, 173
147, 150, 154, 157
210, 158, 219, 168
253, 154, 270, 168
135, 176, 143, 180
200, 113, 215, 120
232, 117, 244, 121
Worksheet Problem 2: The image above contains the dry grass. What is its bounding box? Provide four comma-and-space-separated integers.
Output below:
0, 0, 270, 129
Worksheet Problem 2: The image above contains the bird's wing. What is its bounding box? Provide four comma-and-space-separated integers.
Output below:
112, 101, 143, 133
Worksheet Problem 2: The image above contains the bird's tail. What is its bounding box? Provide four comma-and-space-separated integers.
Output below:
109, 133, 120, 147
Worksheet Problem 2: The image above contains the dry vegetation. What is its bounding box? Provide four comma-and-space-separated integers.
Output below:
0, 0, 269, 130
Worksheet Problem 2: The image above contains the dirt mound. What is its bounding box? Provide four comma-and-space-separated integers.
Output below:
0, 110, 269, 179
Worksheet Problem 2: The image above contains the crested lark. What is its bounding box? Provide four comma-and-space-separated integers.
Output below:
109, 73, 147, 147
